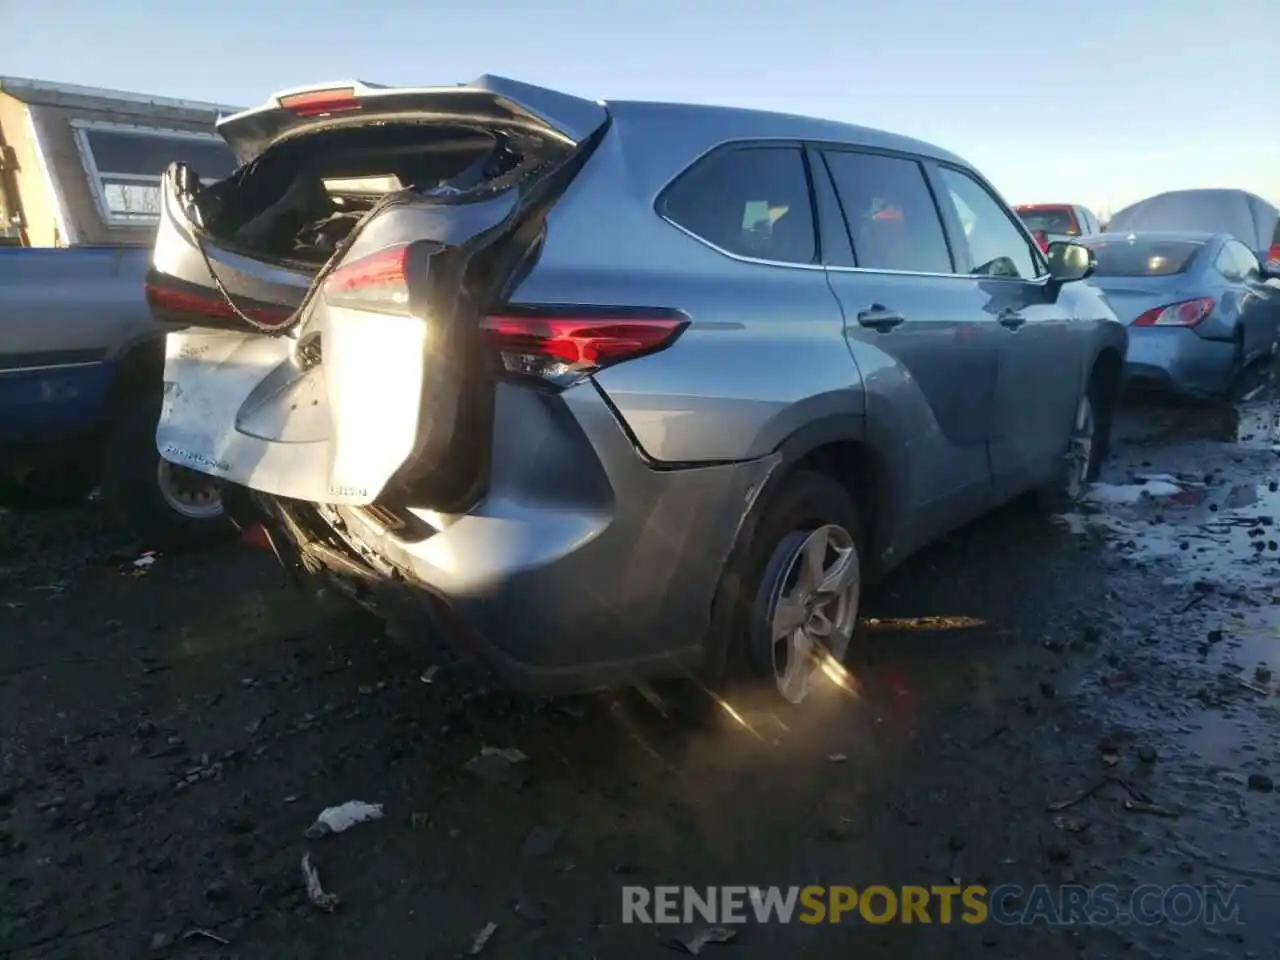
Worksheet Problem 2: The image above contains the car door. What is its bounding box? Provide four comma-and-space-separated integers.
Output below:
814, 145, 1002, 555
929, 164, 1082, 499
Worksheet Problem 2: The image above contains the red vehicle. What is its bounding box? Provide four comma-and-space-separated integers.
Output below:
1015, 203, 1101, 252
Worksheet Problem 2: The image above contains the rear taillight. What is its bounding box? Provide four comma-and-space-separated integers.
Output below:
278, 87, 361, 117
1268, 243, 1280, 266
1132, 297, 1215, 327
481, 310, 689, 388
146, 282, 294, 328
322, 245, 410, 314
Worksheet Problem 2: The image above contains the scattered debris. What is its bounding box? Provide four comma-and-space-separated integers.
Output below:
666, 926, 737, 955
468, 921, 498, 955
1084, 480, 1184, 505
1137, 745, 1158, 765
827, 753, 848, 763
1123, 800, 1180, 818
183, 928, 230, 945
1256, 664, 1273, 685
465, 746, 528, 786
301, 853, 340, 912
1051, 814, 1090, 833
1247, 773, 1275, 793
305, 800, 385, 839
420, 665, 440, 684
1048, 780, 1106, 811
521, 825, 562, 858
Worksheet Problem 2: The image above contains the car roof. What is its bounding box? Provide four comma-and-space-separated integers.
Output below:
603, 99, 971, 168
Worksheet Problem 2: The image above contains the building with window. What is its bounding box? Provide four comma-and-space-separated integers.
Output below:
0, 76, 240, 247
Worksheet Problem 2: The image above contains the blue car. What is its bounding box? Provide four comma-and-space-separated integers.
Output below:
1083, 231, 1280, 397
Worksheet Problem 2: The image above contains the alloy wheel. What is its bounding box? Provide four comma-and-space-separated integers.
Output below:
765, 523, 861, 704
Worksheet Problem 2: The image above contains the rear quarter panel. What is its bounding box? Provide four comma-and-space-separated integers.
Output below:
508, 113, 860, 465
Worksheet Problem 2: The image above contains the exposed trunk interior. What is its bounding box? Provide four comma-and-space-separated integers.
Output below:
182, 122, 555, 268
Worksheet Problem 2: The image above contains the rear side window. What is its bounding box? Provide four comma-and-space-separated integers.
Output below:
936, 167, 1039, 280
821, 150, 953, 274
1228, 240, 1261, 281
659, 146, 816, 264
1087, 238, 1203, 277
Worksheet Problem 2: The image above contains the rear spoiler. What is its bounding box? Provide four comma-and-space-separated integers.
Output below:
216, 75, 609, 164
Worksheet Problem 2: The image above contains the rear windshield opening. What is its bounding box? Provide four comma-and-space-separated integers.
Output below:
1084, 239, 1203, 277
1018, 208, 1077, 235
194, 123, 548, 264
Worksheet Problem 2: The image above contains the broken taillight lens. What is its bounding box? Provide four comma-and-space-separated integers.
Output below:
481, 310, 689, 388
1131, 297, 1215, 327
322, 245, 411, 314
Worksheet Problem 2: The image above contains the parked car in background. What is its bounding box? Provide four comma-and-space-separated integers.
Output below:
0, 246, 231, 548
1107, 189, 1280, 269
144, 76, 1125, 707
1015, 203, 1101, 251
1082, 231, 1280, 397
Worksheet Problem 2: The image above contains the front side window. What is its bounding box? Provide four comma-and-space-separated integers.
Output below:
937, 167, 1039, 280
658, 146, 816, 265
821, 150, 953, 274
73, 123, 237, 226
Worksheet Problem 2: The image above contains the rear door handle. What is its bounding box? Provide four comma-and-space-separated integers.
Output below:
998, 309, 1026, 329
857, 305, 906, 332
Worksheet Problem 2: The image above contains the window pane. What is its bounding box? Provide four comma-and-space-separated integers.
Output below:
659, 147, 816, 265
84, 128, 237, 180
1083, 238, 1203, 277
101, 179, 161, 217
822, 151, 952, 274
937, 167, 1037, 279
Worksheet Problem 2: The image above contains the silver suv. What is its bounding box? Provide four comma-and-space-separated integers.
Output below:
147, 76, 1126, 706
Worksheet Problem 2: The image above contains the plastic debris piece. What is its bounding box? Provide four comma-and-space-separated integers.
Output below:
668, 926, 737, 954
469, 921, 498, 954
305, 800, 384, 839
301, 853, 340, 911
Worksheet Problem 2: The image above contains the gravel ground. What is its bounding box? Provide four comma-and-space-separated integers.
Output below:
2, 397, 1279, 959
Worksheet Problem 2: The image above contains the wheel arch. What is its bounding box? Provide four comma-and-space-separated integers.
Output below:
104, 333, 166, 421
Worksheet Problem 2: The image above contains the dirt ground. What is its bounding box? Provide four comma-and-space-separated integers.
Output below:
3, 397, 1280, 959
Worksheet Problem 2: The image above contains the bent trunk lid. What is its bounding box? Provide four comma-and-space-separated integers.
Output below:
152, 77, 607, 509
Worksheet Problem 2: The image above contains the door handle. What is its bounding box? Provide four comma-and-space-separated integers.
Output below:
998, 309, 1026, 329
857, 305, 906, 332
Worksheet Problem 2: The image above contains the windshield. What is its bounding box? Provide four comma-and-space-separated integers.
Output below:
1084, 238, 1203, 277
1018, 208, 1076, 235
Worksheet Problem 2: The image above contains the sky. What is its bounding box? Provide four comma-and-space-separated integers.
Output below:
5, 0, 1276, 216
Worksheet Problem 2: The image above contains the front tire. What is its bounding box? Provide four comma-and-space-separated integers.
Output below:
712, 470, 864, 706
101, 394, 232, 551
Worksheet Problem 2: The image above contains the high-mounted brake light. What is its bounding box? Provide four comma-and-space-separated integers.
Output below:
481, 311, 689, 388
322, 245, 411, 314
278, 87, 361, 117
1131, 297, 1215, 327
146, 282, 294, 328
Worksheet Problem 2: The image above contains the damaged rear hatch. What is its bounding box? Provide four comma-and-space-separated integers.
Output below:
150, 76, 607, 508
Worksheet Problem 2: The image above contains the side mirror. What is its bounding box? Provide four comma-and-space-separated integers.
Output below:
1044, 241, 1095, 300
1046, 240, 1095, 281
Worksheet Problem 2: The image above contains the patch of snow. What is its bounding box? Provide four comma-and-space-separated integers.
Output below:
1084, 480, 1184, 504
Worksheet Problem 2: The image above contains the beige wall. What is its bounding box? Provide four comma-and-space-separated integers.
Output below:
0, 93, 59, 247
0, 89, 225, 247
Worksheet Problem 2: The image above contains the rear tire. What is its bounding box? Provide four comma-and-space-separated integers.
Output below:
102, 393, 233, 551
708, 470, 864, 707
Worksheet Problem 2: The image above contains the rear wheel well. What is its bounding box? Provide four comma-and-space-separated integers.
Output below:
1090, 347, 1122, 409
782, 440, 880, 562
104, 339, 165, 421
